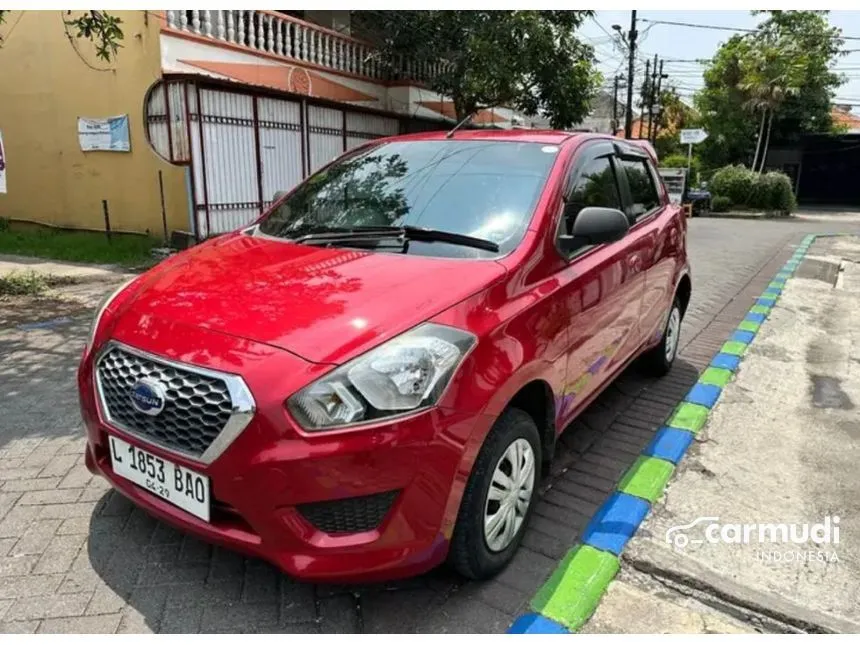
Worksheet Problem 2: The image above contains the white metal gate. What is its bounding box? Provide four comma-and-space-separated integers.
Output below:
146, 80, 401, 238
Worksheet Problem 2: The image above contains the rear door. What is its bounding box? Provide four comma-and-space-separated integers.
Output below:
615, 149, 676, 347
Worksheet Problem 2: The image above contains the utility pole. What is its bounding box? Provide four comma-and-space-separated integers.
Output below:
651, 59, 666, 144
623, 10, 637, 139
612, 75, 620, 134
640, 58, 650, 140
647, 54, 658, 141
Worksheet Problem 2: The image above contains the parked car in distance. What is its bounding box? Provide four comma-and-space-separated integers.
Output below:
78, 129, 691, 583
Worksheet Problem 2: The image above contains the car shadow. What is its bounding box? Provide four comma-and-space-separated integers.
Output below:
85, 356, 701, 633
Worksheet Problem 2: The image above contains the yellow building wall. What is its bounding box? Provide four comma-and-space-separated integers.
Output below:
0, 10, 189, 236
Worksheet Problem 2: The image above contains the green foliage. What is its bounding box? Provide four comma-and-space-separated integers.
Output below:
0, 271, 48, 296
1, 10, 123, 61
709, 165, 795, 213
711, 195, 732, 212
353, 11, 600, 128
0, 228, 158, 267
63, 10, 124, 61
696, 11, 845, 168
710, 165, 757, 206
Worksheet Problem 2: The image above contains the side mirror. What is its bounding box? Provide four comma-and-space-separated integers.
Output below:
559, 206, 629, 253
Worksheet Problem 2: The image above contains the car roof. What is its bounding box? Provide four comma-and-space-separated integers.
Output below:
379, 129, 588, 146
374, 129, 658, 159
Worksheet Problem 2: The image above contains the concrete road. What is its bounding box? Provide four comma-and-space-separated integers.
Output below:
586, 233, 860, 634
1, 213, 858, 633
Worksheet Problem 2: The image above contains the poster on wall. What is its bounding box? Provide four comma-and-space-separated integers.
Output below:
77, 115, 131, 152
0, 129, 7, 194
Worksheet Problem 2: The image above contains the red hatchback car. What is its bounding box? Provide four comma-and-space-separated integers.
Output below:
78, 130, 690, 583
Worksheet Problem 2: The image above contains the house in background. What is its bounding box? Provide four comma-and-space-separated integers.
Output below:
762, 105, 860, 207
832, 104, 860, 134
0, 10, 534, 240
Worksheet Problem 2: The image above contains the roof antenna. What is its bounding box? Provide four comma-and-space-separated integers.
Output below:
446, 111, 475, 138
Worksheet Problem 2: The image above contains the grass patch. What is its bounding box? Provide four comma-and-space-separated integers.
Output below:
0, 270, 48, 296
0, 228, 159, 267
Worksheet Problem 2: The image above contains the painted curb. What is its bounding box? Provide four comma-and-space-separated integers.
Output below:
507, 233, 831, 634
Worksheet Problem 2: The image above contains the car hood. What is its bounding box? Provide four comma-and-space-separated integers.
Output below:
123, 232, 505, 365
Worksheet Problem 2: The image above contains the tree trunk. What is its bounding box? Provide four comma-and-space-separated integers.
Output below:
751, 109, 767, 171
759, 109, 774, 174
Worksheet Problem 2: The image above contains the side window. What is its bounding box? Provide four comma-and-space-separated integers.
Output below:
619, 158, 660, 221
561, 156, 622, 237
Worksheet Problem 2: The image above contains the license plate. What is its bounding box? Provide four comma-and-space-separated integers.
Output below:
108, 435, 210, 522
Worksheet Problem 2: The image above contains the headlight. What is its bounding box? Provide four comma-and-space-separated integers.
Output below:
85, 277, 135, 351
288, 323, 476, 431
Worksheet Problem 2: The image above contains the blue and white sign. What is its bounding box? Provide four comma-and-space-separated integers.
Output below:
77, 115, 131, 152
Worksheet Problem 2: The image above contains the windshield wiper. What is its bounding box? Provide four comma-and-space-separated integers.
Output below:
293, 225, 500, 253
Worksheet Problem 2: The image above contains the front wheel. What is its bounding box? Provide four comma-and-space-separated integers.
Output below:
641, 296, 682, 376
448, 408, 541, 580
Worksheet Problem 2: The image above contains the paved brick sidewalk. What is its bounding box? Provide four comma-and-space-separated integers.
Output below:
1, 217, 857, 633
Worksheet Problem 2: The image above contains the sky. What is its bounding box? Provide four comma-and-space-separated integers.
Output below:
578, 10, 860, 115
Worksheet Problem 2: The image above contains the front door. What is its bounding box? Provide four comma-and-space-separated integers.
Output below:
553, 144, 646, 427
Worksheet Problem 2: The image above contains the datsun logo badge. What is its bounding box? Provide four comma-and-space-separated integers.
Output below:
129, 378, 166, 416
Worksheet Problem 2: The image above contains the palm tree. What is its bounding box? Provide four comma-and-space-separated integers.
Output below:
739, 38, 804, 173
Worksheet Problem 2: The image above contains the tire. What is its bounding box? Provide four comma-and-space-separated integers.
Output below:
448, 408, 542, 580
640, 296, 683, 376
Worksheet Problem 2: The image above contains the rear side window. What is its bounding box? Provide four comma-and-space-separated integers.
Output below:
619, 158, 660, 220
562, 156, 622, 235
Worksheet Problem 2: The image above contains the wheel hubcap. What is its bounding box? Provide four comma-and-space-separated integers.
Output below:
484, 438, 535, 552
665, 307, 681, 361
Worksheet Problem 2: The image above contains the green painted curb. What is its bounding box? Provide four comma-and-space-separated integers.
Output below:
667, 402, 710, 433
750, 304, 771, 315
617, 456, 675, 502
758, 293, 778, 303
721, 340, 748, 356
531, 545, 620, 630
737, 320, 761, 333
698, 366, 733, 387
768, 280, 785, 289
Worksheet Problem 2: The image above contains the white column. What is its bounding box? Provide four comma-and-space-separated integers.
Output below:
226, 11, 235, 43
216, 11, 225, 40
191, 10, 201, 34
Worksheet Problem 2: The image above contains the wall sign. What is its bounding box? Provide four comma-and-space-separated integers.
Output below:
77, 115, 131, 152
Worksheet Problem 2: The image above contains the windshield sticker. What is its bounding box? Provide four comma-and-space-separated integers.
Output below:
541, 146, 559, 154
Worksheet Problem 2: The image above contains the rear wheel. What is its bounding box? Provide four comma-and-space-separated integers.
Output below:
448, 408, 541, 580
641, 296, 682, 376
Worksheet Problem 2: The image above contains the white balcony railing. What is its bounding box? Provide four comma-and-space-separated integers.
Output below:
164, 10, 447, 84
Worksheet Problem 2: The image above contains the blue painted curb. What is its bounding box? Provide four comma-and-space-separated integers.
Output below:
710, 352, 741, 371
508, 613, 570, 634
730, 330, 756, 344
581, 492, 650, 556
684, 382, 722, 408
745, 312, 767, 324
643, 427, 695, 464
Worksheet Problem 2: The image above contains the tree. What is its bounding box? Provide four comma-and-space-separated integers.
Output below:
0, 10, 123, 61
739, 37, 804, 172
353, 11, 601, 128
695, 11, 844, 171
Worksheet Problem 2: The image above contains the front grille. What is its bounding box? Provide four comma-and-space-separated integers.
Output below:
297, 490, 399, 534
96, 346, 234, 458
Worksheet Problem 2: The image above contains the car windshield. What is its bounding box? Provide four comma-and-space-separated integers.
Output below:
255, 139, 559, 258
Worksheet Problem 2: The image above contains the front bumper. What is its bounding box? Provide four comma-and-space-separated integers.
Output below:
78, 318, 486, 583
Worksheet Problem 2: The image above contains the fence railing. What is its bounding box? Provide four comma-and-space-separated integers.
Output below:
164, 10, 447, 84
